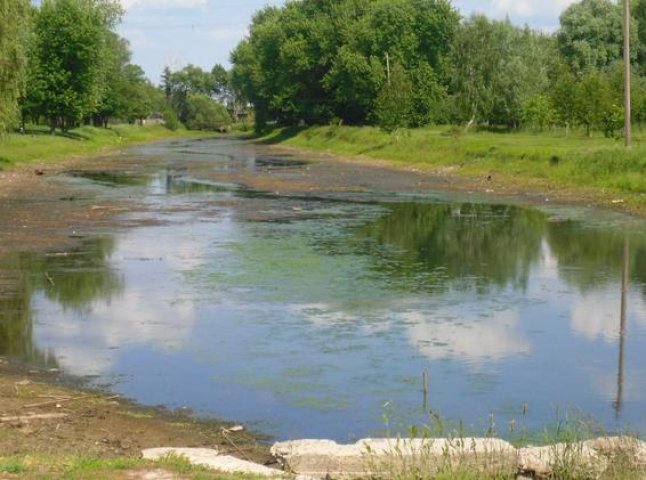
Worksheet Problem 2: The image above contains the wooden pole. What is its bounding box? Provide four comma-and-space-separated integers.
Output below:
624, 0, 632, 146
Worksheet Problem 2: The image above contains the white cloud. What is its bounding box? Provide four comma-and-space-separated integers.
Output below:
490, 0, 576, 18
454, 0, 577, 21
120, 0, 206, 11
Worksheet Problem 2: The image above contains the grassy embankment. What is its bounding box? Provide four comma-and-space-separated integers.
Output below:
263, 125, 646, 213
0, 124, 209, 169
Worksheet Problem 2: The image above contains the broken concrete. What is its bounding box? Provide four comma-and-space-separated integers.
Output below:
271, 437, 518, 478
518, 442, 607, 478
142, 447, 281, 477
141, 436, 646, 480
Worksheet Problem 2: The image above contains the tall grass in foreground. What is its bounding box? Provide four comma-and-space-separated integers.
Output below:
265, 125, 646, 212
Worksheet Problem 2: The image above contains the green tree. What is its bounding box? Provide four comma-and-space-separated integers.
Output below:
546, 57, 578, 133
0, 0, 31, 133
451, 16, 550, 127
574, 70, 613, 135
184, 94, 231, 131
28, 0, 123, 131
92, 32, 131, 127
522, 95, 556, 131
409, 61, 448, 126
164, 64, 217, 123
373, 62, 413, 132
557, 0, 631, 73
230, 0, 459, 129
323, 47, 384, 124
211, 63, 231, 104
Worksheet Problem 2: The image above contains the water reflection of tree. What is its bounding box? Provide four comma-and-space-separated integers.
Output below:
24, 236, 123, 310
0, 236, 122, 363
358, 203, 546, 293
546, 222, 646, 293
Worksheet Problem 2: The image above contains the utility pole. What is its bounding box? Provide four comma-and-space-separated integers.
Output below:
623, 0, 632, 146
385, 52, 391, 86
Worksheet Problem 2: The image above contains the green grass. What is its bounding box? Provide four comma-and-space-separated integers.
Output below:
0, 454, 265, 479
261, 125, 646, 212
0, 124, 210, 169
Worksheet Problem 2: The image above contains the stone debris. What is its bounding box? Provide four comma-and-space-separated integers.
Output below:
142, 436, 646, 480
518, 443, 606, 478
271, 437, 517, 479
142, 447, 282, 477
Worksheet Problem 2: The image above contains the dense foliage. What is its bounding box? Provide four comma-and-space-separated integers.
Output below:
2, 0, 646, 137
1, 0, 231, 134
231, 0, 459, 129
230, 0, 646, 135
0, 0, 31, 133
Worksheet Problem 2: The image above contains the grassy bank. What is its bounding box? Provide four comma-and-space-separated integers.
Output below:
263, 125, 646, 212
0, 454, 270, 479
0, 124, 209, 169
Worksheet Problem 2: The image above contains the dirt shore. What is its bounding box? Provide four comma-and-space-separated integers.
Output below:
0, 357, 270, 463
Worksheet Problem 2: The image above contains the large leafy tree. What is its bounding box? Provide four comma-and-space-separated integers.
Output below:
28, 0, 122, 131
451, 16, 550, 127
557, 0, 632, 73
163, 64, 216, 122
230, 0, 459, 129
0, 0, 31, 133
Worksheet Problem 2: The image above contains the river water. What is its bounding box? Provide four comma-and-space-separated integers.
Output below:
2, 137, 646, 442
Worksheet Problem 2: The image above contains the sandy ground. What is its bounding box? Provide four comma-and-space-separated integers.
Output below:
0, 358, 270, 463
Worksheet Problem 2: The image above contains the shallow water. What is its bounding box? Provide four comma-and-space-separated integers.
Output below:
2, 137, 646, 441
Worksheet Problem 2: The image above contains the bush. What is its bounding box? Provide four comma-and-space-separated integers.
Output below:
185, 95, 231, 131
163, 108, 179, 131
522, 95, 555, 131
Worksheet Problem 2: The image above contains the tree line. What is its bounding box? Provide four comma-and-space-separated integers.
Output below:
3, 0, 644, 137
230, 0, 646, 135
0, 0, 232, 134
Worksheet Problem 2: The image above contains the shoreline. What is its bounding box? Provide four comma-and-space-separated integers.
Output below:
258, 126, 646, 218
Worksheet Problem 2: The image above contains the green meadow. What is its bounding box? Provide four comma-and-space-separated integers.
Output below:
0, 124, 208, 169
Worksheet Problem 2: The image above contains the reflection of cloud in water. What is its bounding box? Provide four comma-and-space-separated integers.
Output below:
540, 240, 560, 281
33, 227, 206, 377
571, 290, 646, 343
405, 311, 530, 364
292, 303, 530, 365
35, 291, 196, 376
290, 303, 361, 326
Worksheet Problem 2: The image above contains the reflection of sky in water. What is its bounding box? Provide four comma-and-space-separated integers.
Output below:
20, 139, 646, 441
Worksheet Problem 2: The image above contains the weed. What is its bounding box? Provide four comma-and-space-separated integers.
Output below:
0, 457, 28, 474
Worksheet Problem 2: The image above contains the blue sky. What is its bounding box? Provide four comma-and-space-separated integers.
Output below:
116, 0, 578, 84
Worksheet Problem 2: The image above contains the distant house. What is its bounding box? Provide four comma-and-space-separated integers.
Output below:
143, 112, 164, 126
